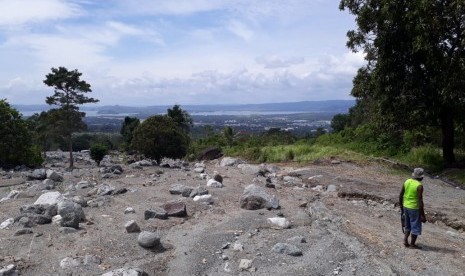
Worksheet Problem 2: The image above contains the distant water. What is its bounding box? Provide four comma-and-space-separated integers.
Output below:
20, 110, 309, 117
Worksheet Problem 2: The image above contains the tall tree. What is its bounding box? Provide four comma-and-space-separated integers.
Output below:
340, 0, 465, 164
120, 116, 140, 150
43, 67, 99, 168
167, 104, 193, 133
0, 100, 42, 167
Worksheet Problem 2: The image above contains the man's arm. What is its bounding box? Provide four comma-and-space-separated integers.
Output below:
399, 185, 405, 212
417, 185, 426, 222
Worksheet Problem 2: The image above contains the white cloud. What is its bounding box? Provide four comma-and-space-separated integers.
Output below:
227, 20, 254, 41
0, 0, 81, 27
255, 56, 305, 69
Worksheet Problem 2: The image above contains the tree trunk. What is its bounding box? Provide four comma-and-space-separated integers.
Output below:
441, 108, 455, 165
68, 135, 74, 168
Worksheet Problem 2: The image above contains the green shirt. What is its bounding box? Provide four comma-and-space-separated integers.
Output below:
403, 178, 422, 209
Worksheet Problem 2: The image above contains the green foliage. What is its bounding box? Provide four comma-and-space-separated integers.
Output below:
167, 104, 193, 133
120, 117, 140, 150
131, 115, 190, 163
0, 100, 43, 167
331, 113, 350, 132
399, 146, 443, 172
90, 143, 109, 166
340, 0, 465, 164
72, 133, 122, 151
43, 67, 99, 168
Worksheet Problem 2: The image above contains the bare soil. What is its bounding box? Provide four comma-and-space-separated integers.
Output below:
1, 155, 464, 276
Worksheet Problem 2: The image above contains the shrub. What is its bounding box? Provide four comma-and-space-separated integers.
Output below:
90, 143, 109, 166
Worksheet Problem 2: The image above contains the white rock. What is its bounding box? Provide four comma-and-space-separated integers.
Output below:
326, 184, 337, 193
34, 191, 64, 205
124, 207, 136, 214
267, 217, 290, 229
239, 259, 253, 270
311, 185, 324, 192
46, 169, 63, 182
233, 242, 244, 251
220, 157, 239, 167
207, 179, 223, 188
194, 167, 205, 173
0, 218, 14, 229
52, 215, 63, 225
60, 257, 81, 269
193, 194, 213, 204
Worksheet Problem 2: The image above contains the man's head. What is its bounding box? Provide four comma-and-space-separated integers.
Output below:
412, 168, 424, 180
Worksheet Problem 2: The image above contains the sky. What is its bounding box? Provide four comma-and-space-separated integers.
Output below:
0, 0, 365, 106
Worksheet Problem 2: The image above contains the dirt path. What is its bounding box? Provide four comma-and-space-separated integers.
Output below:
0, 156, 464, 275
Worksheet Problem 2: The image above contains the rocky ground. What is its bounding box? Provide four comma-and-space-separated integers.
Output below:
0, 151, 464, 276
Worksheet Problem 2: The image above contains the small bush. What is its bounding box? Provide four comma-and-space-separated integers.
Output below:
90, 144, 109, 166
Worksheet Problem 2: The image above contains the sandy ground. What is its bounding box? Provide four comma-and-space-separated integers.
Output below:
0, 155, 464, 276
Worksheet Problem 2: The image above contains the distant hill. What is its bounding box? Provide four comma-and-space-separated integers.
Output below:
14, 100, 355, 116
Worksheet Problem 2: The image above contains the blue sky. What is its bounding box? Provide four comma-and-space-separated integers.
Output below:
0, 0, 364, 106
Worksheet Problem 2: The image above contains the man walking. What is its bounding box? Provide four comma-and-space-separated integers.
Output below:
399, 168, 427, 249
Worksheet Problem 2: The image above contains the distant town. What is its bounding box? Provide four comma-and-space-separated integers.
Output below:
14, 100, 354, 138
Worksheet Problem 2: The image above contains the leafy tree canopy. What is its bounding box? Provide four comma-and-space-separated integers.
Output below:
131, 115, 190, 164
340, 0, 465, 164
0, 99, 42, 167
167, 104, 193, 133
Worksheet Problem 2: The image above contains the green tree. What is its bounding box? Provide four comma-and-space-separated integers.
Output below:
331, 113, 350, 132
0, 100, 42, 167
167, 104, 193, 133
223, 126, 234, 146
340, 0, 465, 164
120, 116, 140, 150
131, 115, 190, 164
90, 143, 108, 166
43, 67, 99, 168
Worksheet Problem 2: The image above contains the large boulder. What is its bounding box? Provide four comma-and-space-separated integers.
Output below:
27, 169, 47, 180
162, 201, 187, 217
271, 243, 302, 256
207, 179, 223, 188
144, 208, 168, 220
197, 147, 222, 161
137, 231, 161, 248
46, 169, 63, 182
240, 184, 280, 210
34, 191, 64, 205
57, 201, 85, 229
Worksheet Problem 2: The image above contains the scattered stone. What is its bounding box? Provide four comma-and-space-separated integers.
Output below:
101, 267, 148, 276
212, 172, 223, 183
97, 184, 115, 196
287, 236, 307, 243
144, 208, 168, 220
125, 220, 141, 233
59, 227, 78, 234
162, 201, 187, 217
326, 184, 337, 193
129, 162, 143, 170
181, 187, 194, 197
271, 243, 302, 256
233, 242, 244, 251
83, 254, 101, 265
221, 242, 230, 249
72, 196, 88, 207
240, 184, 280, 210
199, 173, 208, 180
52, 215, 63, 225
46, 169, 63, 182
113, 188, 128, 195
189, 187, 209, 198
299, 202, 308, 208
0, 218, 14, 229
0, 264, 18, 276
311, 185, 324, 192
240, 164, 262, 175
193, 194, 213, 204
239, 259, 253, 270
18, 217, 33, 228
87, 196, 112, 208
224, 262, 232, 273
220, 157, 240, 167
58, 201, 85, 229
331, 159, 341, 165
193, 167, 205, 173
14, 229, 33, 236
0, 190, 20, 202
267, 217, 290, 229
60, 257, 81, 269
124, 207, 136, 214
137, 231, 161, 248
169, 183, 187, 195
28, 169, 47, 180
207, 179, 223, 188
34, 191, 64, 205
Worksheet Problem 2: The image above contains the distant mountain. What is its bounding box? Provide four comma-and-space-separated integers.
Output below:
14, 100, 355, 116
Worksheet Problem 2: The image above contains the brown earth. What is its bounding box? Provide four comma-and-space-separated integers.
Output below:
0, 155, 464, 276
